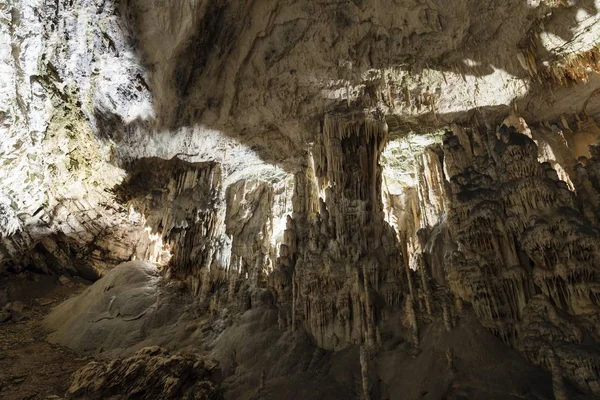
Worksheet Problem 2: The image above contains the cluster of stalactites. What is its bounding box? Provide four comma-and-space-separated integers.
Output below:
276, 114, 410, 350
118, 159, 225, 295
574, 139, 600, 225
314, 114, 388, 204
537, 45, 600, 86
162, 164, 223, 278
439, 124, 600, 395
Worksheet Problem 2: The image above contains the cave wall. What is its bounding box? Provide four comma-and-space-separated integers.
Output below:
283, 114, 404, 350
2, 1, 600, 398
256, 112, 600, 396
110, 111, 600, 396
412, 122, 600, 396
3, 0, 600, 277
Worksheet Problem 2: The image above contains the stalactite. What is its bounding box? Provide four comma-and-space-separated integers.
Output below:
283, 112, 404, 350
437, 124, 600, 396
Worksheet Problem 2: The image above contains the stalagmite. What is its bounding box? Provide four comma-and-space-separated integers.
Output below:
360, 346, 372, 400
446, 348, 455, 372
406, 296, 419, 346
549, 350, 568, 400
287, 113, 404, 350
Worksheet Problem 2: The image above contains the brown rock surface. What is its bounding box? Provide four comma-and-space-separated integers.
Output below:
3, 1, 600, 399
66, 346, 221, 400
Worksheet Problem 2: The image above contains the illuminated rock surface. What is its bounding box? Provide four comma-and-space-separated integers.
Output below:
1, 0, 600, 399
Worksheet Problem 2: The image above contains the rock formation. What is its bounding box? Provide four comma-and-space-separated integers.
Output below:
67, 346, 222, 400
2, 0, 600, 399
441, 124, 600, 395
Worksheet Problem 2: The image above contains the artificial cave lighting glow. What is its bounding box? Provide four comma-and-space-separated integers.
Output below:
120, 124, 288, 186
128, 206, 172, 266
321, 66, 529, 118
144, 226, 171, 265
462, 58, 482, 67
309, 149, 327, 200
270, 215, 289, 257
540, 32, 568, 54
381, 131, 444, 193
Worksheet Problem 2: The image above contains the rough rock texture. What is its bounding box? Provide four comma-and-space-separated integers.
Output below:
439, 124, 600, 395
0, 0, 148, 275
286, 114, 403, 350
67, 346, 222, 400
45, 261, 211, 358
116, 158, 223, 271
46, 260, 557, 400
3, 0, 600, 277
3, 0, 600, 399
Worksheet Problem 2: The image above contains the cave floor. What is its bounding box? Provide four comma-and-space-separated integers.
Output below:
0, 273, 92, 400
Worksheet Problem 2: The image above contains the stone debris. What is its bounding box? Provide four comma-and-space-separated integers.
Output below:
58, 276, 73, 286
37, 298, 55, 306
66, 346, 222, 400
0, 301, 28, 323
0, 311, 11, 324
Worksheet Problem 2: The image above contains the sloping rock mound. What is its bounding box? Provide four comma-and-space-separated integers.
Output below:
67, 346, 222, 400
44, 261, 205, 357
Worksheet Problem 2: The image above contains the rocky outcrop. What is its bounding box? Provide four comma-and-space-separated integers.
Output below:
116, 157, 223, 277
45, 261, 196, 356
0, 0, 153, 276
67, 346, 222, 400
114, 156, 293, 312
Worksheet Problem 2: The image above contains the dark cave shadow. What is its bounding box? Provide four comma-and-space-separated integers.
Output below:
94, 0, 600, 174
